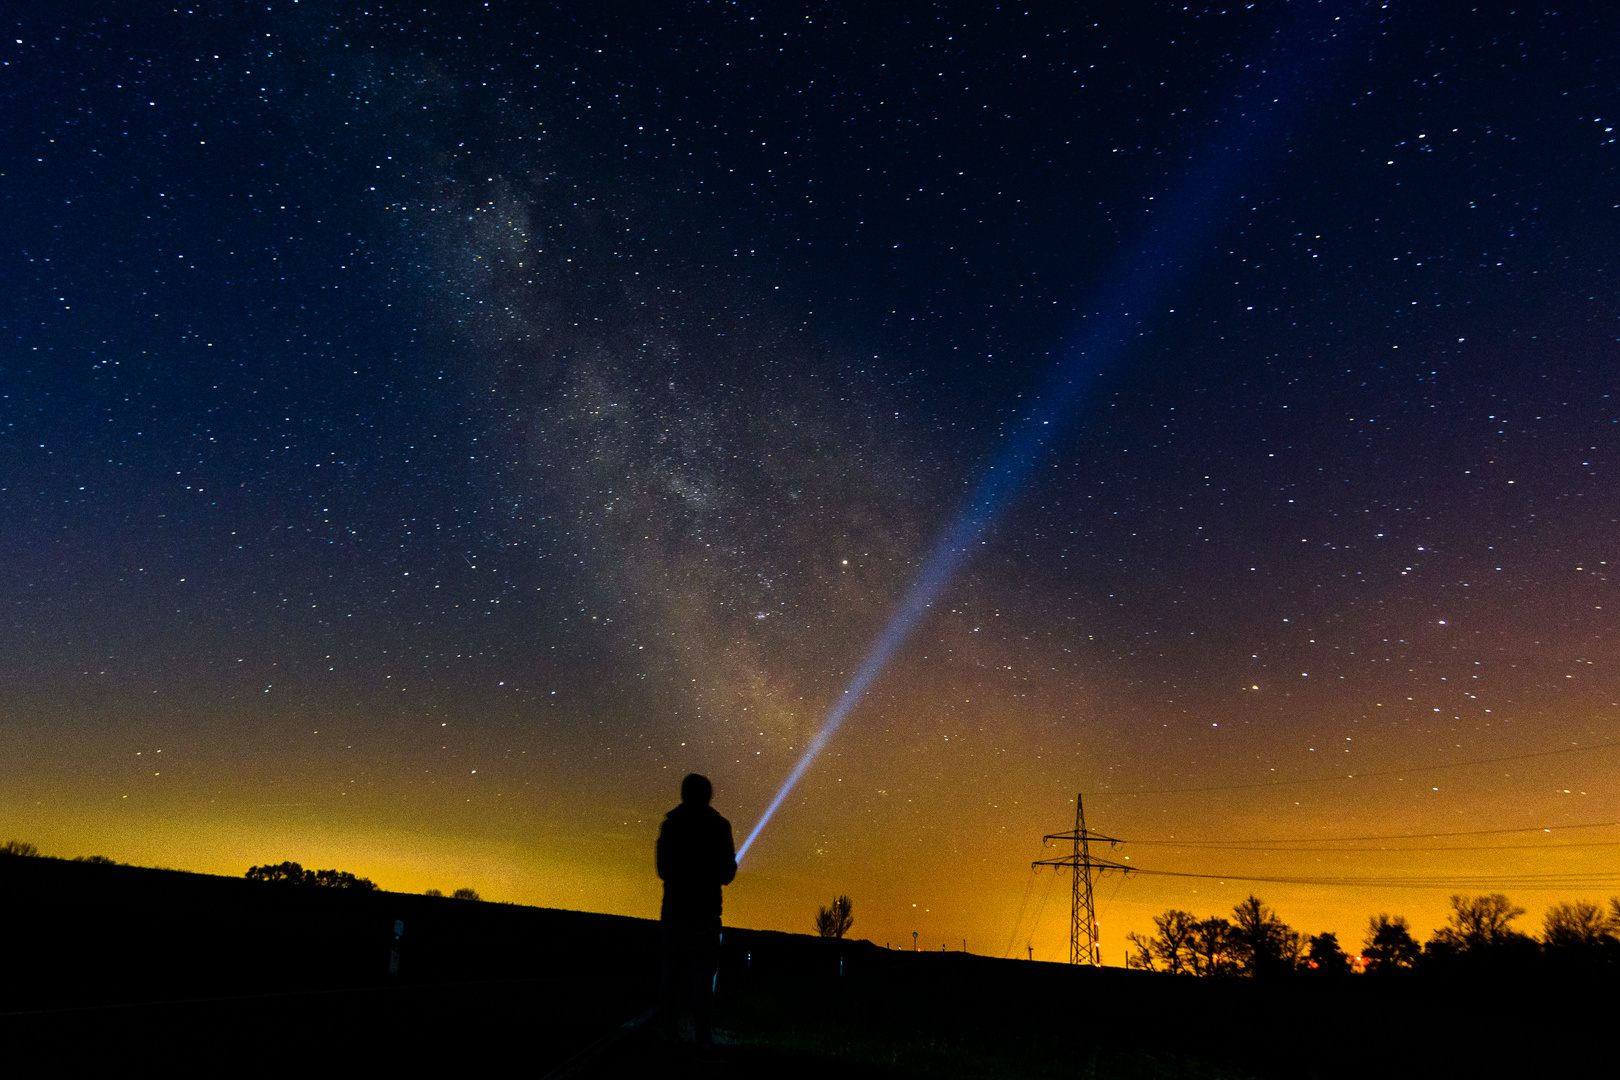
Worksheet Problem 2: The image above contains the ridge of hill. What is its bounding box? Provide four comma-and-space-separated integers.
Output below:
5, 855, 1617, 1077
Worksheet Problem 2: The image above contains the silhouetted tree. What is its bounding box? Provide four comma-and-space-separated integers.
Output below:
1363, 913, 1420, 973
1430, 893, 1529, 954
1147, 909, 1199, 974
1231, 895, 1301, 976
452, 887, 481, 901
247, 860, 309, 883
814, 894, 854, 938
1189, 916, 1239, 976
1305, 932, 1350, 975
1543, 900, 1606, 946
425, 888, 443, 897
1125, 931, 1156, 971
1, 840, 41, 857
1542, 900, 1615, 958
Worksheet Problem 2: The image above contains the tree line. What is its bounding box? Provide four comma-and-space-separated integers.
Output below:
4, 842, 491, 898
245, 862, 484, 900
245, 861, 378, 890
4, 838, 127, 864
1125, 893, 1620, 976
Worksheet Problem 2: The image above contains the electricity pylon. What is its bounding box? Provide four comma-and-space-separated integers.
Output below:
1033, 792, 1129, 966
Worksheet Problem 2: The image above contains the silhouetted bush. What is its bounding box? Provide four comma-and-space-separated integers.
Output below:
452, 887, 481, 901
1, 840, 41, 857
245, 861, 377, 890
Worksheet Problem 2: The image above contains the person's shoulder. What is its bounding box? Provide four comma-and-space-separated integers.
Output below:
666, 802, 729, 828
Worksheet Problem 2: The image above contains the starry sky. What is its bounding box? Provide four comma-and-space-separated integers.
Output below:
4, 1, 1618, 960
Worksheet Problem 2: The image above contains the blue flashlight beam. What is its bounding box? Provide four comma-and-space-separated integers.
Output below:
735, 321, 1112, 863
735, 3, 1358, 863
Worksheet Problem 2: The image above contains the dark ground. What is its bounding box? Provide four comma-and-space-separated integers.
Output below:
3, 857, 1614, 1076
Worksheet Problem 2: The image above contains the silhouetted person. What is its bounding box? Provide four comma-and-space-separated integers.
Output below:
656, 773, 736, 1049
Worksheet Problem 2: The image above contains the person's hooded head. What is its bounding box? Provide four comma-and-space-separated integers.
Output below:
680, 773, 713, 806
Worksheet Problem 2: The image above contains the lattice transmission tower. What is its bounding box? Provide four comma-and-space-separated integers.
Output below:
1033, 792, 1129, 965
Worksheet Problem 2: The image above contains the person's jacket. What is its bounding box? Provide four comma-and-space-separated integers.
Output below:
656, 801, 737, 924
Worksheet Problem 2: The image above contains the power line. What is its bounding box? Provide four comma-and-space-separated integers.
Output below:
1122, 867, 1620, 890
1074, 819, 1620, 893
1023, 866, 1059, 959
1094, 739, 1620, 797
1000, 866, 1039, 959
1125, 838, 1620, 854
1125, 819, 1620, 847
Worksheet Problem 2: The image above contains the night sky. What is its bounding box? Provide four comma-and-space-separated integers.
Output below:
5, 1, 1618, 961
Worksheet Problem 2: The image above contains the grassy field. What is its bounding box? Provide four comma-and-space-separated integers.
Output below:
4, 856, 1614, 1077
712, 979, 1257, 1079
